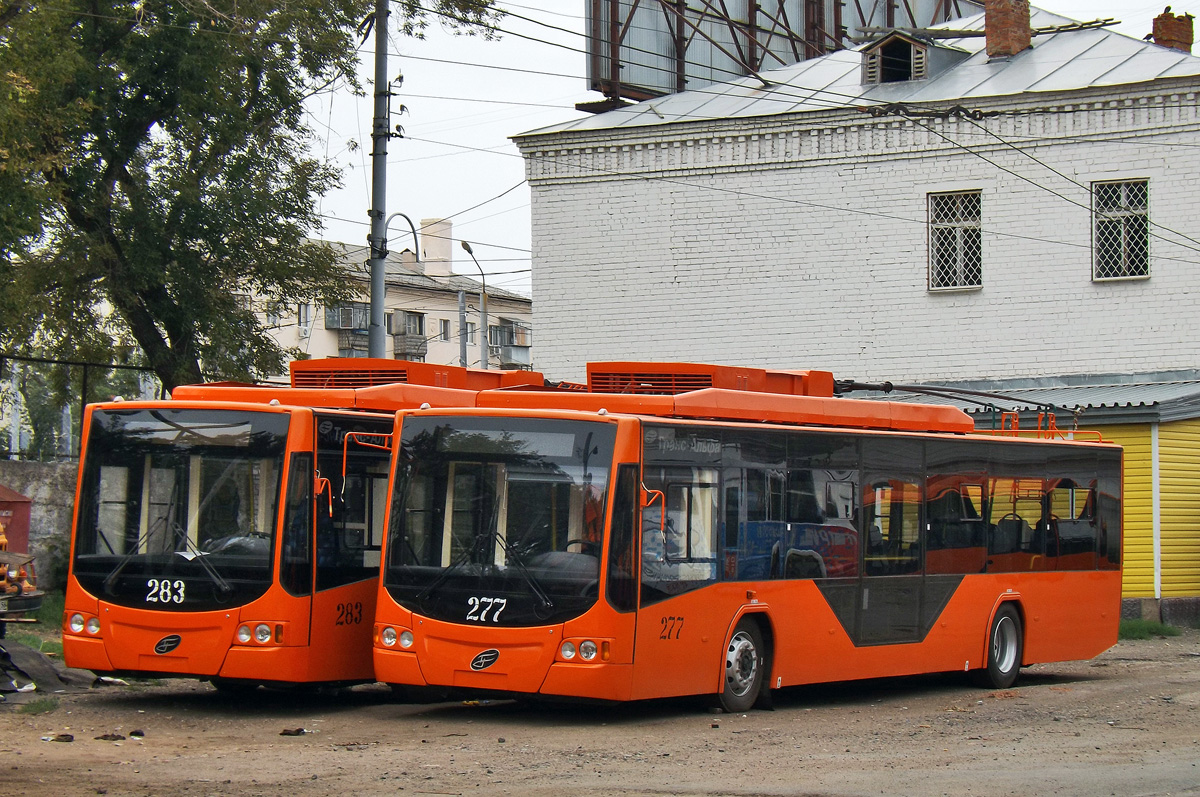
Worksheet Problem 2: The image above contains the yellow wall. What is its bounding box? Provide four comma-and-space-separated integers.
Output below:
1091, 425, 1153, 597
1157, 420, 1200, 597
1097, 420, 1200, 598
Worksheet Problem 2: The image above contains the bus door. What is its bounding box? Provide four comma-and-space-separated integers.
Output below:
860, 476, 923, 645
632, 465, 721, 700
308, 414, 394, 681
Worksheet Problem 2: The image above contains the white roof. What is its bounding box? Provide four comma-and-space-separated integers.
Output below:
521, 8, 1200, 138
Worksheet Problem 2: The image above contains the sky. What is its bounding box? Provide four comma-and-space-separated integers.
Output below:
307, 1, 1197, 299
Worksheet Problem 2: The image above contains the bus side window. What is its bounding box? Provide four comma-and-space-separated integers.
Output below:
863, 479, 921, 576
281, 453, 313, 597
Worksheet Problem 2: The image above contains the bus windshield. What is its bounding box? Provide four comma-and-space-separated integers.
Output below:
385, 416, 617, 626
73, 408, 290, 611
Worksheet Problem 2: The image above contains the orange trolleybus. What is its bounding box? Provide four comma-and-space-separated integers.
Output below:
373, 362, 1122, 711
63, 359, 540, 690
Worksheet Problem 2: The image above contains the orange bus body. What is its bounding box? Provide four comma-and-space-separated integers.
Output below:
63, 359, 542, 688
373, 362, 1122, 707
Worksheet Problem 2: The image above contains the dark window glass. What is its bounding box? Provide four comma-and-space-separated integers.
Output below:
315, 413, 393, 591
385, 416, 617, 626
281, 453, 313, 597
641, 465, 719, 606
72, 409, 289, 611
606, 464, 639, 613
863, 478, 922, 576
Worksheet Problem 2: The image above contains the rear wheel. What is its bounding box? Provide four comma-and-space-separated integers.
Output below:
975, 604, 1023, 689
719, 619, 765, 713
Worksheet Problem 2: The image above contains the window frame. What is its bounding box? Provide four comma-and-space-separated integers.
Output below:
927, 190, 983, 292
1092, 178, 1150, 282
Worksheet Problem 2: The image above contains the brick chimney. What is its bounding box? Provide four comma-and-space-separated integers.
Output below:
1152, 9, 1194, 54
985, 0, 1032, 58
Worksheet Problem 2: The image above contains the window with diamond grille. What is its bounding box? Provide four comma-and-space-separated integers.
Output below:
1093, 180, 1149, 280
928, 191, 982, 290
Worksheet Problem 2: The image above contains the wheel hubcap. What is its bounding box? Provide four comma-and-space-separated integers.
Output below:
725, 631, 758, 697
992, 615, 1018, 673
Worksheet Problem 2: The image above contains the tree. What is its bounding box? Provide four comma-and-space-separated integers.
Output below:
0, 0, 502, 390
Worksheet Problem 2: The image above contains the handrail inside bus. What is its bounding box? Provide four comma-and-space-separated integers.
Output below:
642, 486, 665, 532
314, 472, 333, 517
341, 432, 394, 498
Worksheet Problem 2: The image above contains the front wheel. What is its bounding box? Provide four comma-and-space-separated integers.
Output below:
975, 604, 1023, 689
719, 619, 766, 713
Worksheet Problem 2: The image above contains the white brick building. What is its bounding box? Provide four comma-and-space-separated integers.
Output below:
514, 5, 1200, 385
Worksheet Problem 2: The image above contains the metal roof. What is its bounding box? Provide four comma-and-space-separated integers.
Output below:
871, 380, 1200, 425
521, 8, 1200, 138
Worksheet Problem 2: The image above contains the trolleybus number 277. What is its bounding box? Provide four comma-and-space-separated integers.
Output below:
466, 596, 508, 622
660, 616, 684, 640
145, 579, 185, 604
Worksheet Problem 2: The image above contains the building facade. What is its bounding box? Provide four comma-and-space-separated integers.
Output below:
515, 7, 1200, 386
265, 220, 533, 372
514, 4, 1200, 610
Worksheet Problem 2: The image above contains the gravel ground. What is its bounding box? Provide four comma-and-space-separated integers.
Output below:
2, 628, 1199, 797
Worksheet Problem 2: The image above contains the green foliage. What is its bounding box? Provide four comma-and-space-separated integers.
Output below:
1118, 619, 1182, 640
17, 697, 60, 715
0, 0, 501, 389
7, 630, 62, 657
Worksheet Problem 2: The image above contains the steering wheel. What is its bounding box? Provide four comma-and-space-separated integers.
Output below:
565, 540, 600, 556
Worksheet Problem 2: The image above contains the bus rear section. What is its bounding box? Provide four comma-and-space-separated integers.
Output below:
63, 402, 398, 687
373, 364, 1122, 709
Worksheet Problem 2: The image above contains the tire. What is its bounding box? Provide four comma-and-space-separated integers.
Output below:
719, 619, 766, 713
975, 604, 1023, 689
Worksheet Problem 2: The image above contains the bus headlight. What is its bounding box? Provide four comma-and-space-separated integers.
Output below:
237, 625, 252, 644
254, 624, 272, 644
579, 640, 598, 661
85, 617, 101, 635
560, 641, 576, 660
381, 627, 397, 647
69, 614, 85, 633
399, 630, 414, 649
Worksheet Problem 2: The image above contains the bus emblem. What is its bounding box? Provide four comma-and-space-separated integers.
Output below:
154, 635, 182, 655
470, 649, 500, 671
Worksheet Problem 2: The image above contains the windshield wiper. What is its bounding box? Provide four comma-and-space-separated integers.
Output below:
493, 532, 554, 613
415, 533, 488, 604
172, 521, 233, 595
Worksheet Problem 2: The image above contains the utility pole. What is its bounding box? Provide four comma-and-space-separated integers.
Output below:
366, 0, 390, 358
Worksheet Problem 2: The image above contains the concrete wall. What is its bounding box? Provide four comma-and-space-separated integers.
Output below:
517, 80, 1200, 384
0, 459, 77, 589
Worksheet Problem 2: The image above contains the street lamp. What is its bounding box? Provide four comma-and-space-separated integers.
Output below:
460, 241, 488, 370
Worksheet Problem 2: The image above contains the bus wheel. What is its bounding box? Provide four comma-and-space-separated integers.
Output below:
976, 604, 1023, 689
720, 619, 765, 713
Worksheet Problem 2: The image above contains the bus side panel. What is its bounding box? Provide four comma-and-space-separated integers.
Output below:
306, 579, 378, 682
762, 571, 1120, 688
630, 585, 751, 700
625, 570, 1120, 698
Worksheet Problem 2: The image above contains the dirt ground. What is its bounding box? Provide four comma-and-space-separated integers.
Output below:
2, 629, 1199, 797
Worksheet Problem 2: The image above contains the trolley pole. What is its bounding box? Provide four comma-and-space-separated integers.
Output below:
366, 0, 390, 358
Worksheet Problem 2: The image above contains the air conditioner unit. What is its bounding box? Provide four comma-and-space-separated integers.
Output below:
298, 325, 312, 339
